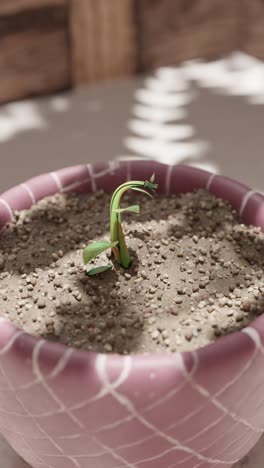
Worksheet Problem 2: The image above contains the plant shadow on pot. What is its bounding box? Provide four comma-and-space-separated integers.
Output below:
0, 189, 264, 353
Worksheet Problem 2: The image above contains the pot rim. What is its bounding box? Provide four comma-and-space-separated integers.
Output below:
0, 159, 264, 369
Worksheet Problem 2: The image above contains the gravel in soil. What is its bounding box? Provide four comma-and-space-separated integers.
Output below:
0, 189, 263, 354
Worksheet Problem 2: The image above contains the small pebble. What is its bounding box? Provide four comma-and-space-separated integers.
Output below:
170, 306, 178, 316
236, 312, 244, 322
241, 298, 251, 312
37, 298, 46, 309
151, 330, 160, 340
104, 343, 113, 352
184, 330, 193, 341
174, 297, 183, 305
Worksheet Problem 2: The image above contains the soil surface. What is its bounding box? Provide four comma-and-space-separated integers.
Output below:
0, 189, 263, 354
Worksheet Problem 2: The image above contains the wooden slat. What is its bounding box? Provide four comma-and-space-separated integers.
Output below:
0, 4, 70, 103
70, 0, 137, 84
0, 0, 66, 15
242, 0, 264, 60
137, 0, 243, 70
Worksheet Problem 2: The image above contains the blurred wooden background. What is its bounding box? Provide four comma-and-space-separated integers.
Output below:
0, 0, 264, 103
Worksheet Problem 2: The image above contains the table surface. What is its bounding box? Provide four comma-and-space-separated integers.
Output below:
0, 51, 264, 467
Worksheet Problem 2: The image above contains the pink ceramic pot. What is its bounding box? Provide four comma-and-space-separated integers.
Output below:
0, 160, 264, 468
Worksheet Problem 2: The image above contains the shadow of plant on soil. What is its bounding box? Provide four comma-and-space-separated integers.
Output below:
40, 248, 143, 353
41, 268, 145, 354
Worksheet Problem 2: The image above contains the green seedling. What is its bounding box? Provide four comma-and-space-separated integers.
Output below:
83, 174, 158, 276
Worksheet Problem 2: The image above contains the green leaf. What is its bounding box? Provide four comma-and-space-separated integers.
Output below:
144, 180, 158, 191
83, 240, 118, 265
150, 173, 155, 183
113, 204, 140, 214
130, 187, 153, 198
85, 264, 112, 276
